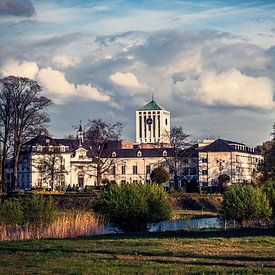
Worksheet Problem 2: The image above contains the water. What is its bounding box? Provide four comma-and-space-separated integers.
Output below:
100, 217, 222, 235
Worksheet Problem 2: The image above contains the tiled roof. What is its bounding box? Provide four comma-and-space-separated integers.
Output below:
138, 100, 166, 111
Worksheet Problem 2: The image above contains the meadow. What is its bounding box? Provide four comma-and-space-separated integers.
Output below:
0, 228, 274, 274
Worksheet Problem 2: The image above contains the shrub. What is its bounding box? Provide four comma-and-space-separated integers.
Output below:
0, 199, 23, 226
0, 195, 58, 227
93, 183, 172, 232
150, 167, 170, 185
22, 195, 57, 225
219, 185, 272, 226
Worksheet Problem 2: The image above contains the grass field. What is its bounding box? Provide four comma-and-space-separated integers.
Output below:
0, 228, 274, 274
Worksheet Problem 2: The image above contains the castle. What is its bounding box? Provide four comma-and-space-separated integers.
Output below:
5, 99, 263, 190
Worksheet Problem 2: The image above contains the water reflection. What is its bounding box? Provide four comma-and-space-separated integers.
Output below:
101, 217, 222, 235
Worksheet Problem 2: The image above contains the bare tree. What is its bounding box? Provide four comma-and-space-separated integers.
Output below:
0, 79, 13, 183
161, 127, 194, 189
83, 119, 124, 185
34, 153, 68, 190
0, 76, 52, 191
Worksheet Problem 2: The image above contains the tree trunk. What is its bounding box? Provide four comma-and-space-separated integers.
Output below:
96, 170, 102, 186
11, 150, 20, 191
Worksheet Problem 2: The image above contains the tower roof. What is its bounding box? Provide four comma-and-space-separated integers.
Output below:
138, 100, 166, 111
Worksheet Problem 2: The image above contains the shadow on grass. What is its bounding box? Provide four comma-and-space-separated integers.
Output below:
80, 227, 275, 241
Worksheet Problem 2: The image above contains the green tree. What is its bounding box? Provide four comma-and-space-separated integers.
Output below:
150, 167, 170, 185
219, 185, 272, 226
93, 183, 172, 232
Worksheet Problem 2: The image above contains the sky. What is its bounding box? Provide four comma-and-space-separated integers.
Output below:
0, 0, 275, 146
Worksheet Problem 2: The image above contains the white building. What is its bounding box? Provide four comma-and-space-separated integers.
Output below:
5, 98, 263, 190
136, 99, 170, 144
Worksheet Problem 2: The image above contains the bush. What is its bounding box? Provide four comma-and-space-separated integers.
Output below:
0, 199, 23, 226
22, 195, 57, 225
93, 183, 172, 232
262, 183, 275, 213
0, 195, 57, 227
219, 185, 272, 226
150, 167, 170, 185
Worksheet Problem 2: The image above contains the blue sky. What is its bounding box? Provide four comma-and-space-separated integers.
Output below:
0, 0, 275, 145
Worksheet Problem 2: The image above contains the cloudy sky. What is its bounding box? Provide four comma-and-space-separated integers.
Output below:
0, 0, 275, 145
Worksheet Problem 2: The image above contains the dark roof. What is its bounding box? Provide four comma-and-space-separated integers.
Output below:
200, 139, 256, 154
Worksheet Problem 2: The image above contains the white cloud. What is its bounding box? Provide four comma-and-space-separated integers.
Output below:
0, 60, 39, 79
37, 67, 111, 104
174, 68, 275, 111
110, 72, 143, 89
0, 60, 111, 105
36, 67, 75, 102
76, 84, 110, 102
51, 54, 80, 68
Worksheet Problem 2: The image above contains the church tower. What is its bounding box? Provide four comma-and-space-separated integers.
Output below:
136, 98, 170, 144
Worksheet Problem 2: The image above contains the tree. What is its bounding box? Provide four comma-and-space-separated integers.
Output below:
93, 183, 172, 232
219, 185, 272, 226
83, 119, 124, 185
161, 127, 193, 189
0, 79, 13, 183
34, 153, 68, 190
0, 76, 52, 191
150, 167, 169, 185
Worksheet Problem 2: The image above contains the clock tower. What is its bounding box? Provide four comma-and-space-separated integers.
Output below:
136, 98, 170, 144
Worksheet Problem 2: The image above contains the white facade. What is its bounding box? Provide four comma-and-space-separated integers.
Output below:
135, 100, 170, 144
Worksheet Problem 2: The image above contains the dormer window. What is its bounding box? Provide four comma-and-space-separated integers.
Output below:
162, 150, 167, 157
60, 145, 65, 152
112, 152, 116, 158
36, 145, 42, 152
137, 151, 142, 157
48, 145, 54, 152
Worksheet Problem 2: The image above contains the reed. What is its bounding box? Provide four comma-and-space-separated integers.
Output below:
0, 211, 102, 241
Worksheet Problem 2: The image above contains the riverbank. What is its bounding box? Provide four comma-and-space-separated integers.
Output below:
0, 228, 274, 274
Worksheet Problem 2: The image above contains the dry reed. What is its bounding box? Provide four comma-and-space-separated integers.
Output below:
0, 211, 103, 241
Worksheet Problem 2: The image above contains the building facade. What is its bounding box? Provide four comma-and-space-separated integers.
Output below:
135, 99, 170, 144
5, 99, 263, 190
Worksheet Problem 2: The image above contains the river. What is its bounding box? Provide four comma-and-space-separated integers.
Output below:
101, 217, 222, 234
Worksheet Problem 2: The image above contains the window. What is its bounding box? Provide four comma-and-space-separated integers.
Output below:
201, 158, 208, 163
133, 165, 138, 174
202, 170, 208, 176
162, 150, 167, 157
111, 166, 116, 175
133, 180, 138, 184
111, 152, 116, 158
137, 151, 142, 157
122, 165, 126, 174
183, 167, 189, 175
146, 165, 151, 175
190, 167, 197, 175
202, 181, 208, 187
120, 180, 126, 184
60, 145, 65, 152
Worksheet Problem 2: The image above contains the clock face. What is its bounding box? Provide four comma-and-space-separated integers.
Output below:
146, 117, 153, 125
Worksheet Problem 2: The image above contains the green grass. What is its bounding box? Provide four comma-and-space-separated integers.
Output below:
0, 228, 274, 274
